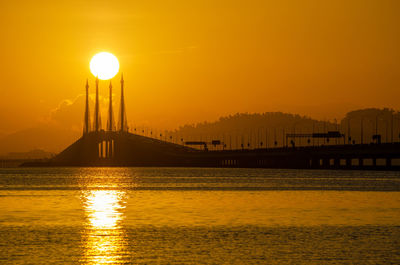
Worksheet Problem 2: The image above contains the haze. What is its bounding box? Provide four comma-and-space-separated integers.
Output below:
0, 0, 399, 135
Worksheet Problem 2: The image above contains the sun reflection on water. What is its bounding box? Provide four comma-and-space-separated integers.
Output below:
81, 190, 128, 264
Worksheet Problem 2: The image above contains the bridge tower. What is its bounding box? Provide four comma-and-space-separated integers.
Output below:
107, 81, 115, 131
83, 79, 91, 135
118, 74, 128, 132
93, 77, 102, 132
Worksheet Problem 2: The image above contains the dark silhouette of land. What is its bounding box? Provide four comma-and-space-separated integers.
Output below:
165, 108, 399, 150
20, 76, 400, 170
20, 129, 400, 170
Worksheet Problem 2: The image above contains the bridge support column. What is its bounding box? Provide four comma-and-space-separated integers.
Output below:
359, 158, 363, 167
112, 140, 116, 158
322, 158, 329, 168
346, 158, 351, 168
334, 158, 340, 168
311, 158, 319, 168
386, 158, 391, 168
373, 158, 377, 167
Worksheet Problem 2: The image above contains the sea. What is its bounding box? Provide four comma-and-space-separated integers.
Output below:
0, 167, 399, 264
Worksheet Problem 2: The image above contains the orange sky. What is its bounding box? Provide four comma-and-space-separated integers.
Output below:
0, 0, 399, 134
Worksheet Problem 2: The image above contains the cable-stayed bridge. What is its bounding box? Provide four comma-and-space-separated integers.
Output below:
22, 76, 400, 170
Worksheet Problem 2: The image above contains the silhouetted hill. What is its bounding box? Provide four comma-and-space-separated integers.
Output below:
341, 108, 399, 144
164, 109, 399, 149
0, 108, 398, 154
0, 126, 80, 155
165, 112, 338, 149
0, 149, 54, 160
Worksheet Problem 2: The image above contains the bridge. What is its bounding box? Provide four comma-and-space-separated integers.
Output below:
21, 76, 400, 170
22, 130, 400, 170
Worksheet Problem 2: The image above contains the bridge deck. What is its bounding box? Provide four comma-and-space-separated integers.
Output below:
21, 132, 400, 170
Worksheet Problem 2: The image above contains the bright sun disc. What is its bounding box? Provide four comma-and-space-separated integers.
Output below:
90, 52, 119, 80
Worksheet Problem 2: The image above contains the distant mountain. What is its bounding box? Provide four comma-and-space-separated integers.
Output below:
0, 149, 54, 160
164, 109, 399, 149
164, 112, 338, 149
0, 126, 80, 155
341, 108, 399, 144
0, 108, 397, 154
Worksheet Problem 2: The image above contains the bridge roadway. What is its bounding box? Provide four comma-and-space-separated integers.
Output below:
210, 143, 400, 170
21, 131, 400, 170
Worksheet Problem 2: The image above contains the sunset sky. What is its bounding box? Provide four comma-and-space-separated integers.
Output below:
0, 0, 399, 134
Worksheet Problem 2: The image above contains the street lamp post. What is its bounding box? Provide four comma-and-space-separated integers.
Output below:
393, 114, 400, 143
291, 121, 302, 147
283, 127, 286, 148
312, 122, 315, 147
375, 112, 386, 144
347, 117, 352, 144
257, 127, 263, 149
391, 112, 394, 143
334, 119, 338, 145
361, 116, 376, 144
381, 119, 389, 143
361, 117, 364, 145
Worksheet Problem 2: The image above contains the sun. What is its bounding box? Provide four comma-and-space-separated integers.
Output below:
90, 52, 120, 80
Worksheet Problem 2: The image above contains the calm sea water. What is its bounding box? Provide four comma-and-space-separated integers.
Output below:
0, 167, 399, 264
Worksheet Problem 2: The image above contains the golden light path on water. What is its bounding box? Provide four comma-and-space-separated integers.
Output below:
81, 190, 127, 264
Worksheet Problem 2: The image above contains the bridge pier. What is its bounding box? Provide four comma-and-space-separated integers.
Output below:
99, 141, 103, 158
322, 158, 329, 168
311, 158, 319, 168
97, 139, 115, 159
346, 158, 351, 168
386, 158, 391, 167
359, 158, 363, 167
334, 158, 340, 168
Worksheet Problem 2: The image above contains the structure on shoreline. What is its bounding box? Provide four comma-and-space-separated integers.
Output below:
84, 75, 127, 135
21, 76, 400, 170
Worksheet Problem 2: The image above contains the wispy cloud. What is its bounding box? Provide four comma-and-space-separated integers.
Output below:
152, 45, 198, 55
43, 93, 117, 132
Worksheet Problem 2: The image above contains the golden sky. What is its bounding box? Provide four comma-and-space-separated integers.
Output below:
0, 0, 399, 133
